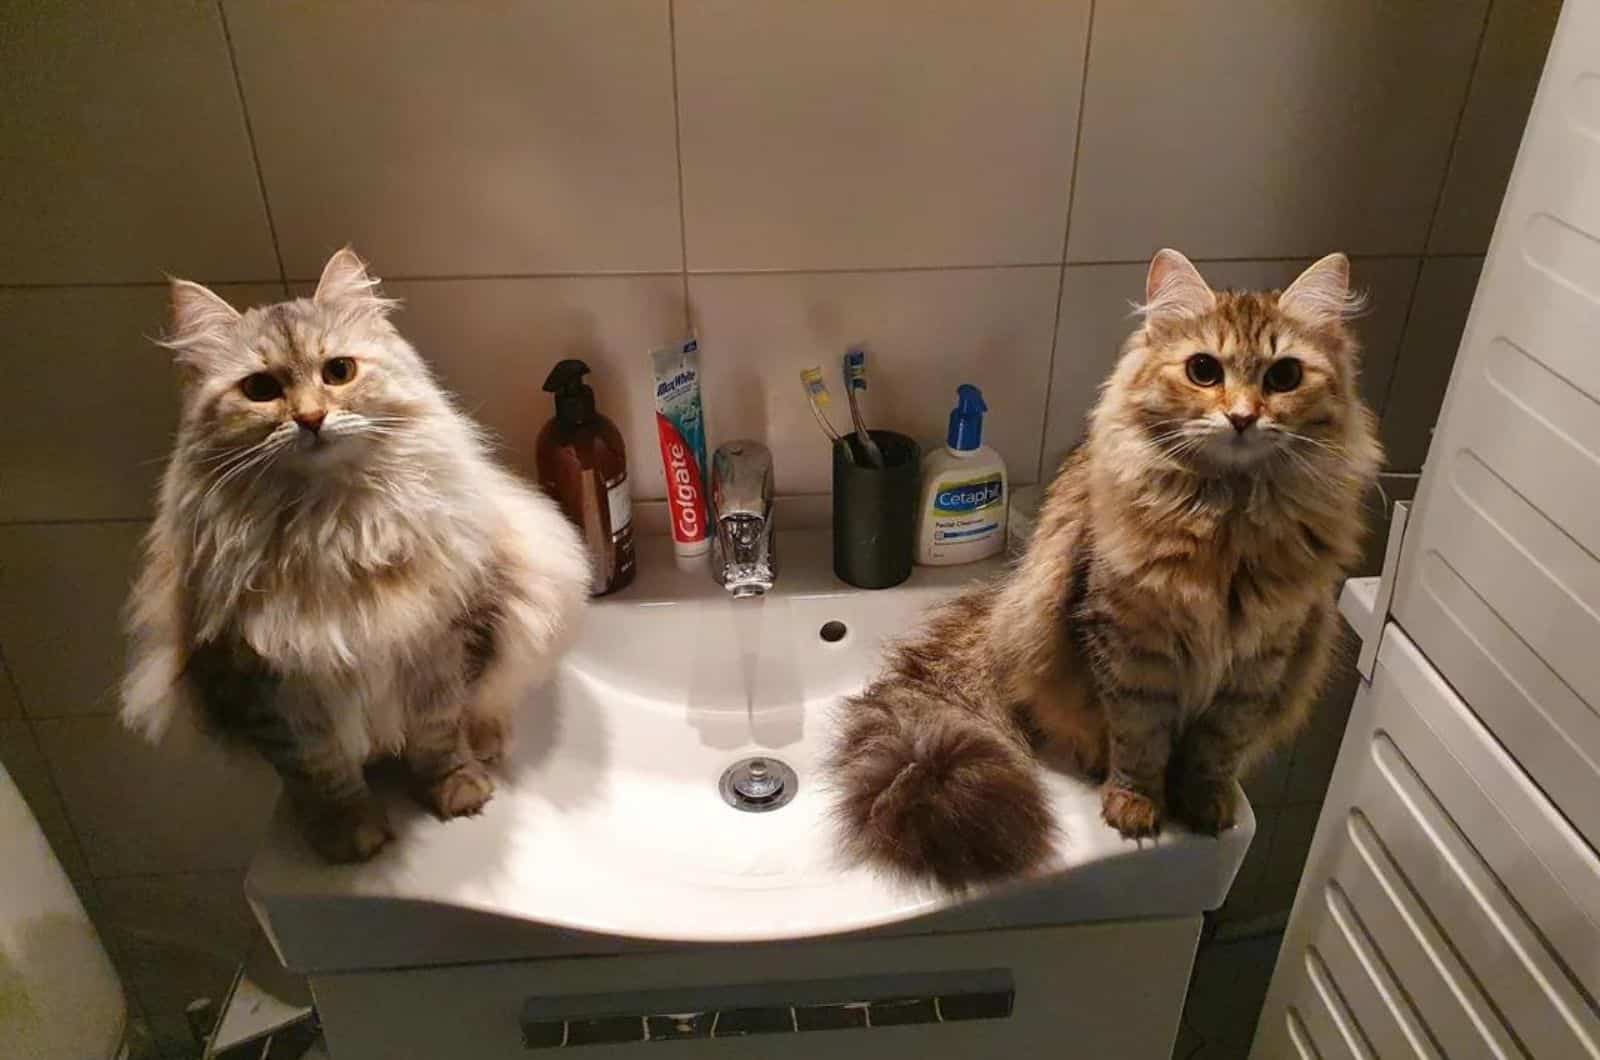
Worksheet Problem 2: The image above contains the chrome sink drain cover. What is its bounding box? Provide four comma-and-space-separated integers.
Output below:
719, 756, 798, 812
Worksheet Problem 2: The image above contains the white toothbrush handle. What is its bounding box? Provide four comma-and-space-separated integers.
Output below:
849, 384, 885, 468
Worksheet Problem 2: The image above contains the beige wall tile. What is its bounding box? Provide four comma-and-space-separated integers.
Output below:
382, 276, 688, 498
0, 523, 146, 718
1218, 810, 1276, 924
1040, 262, 1142, 474
676, 0, 1090, 271
1428, 0, 1561, 254
0, 284, 282, 523
1041, 258, 1418, 477
1223, 834, 1276, 924
1242, 744, 1292, 813
1181, 934, 1283, 1054
688, 267, 1061, 494
1284, 645, 1362, 806
0, 0, 278, 284
34, 716, 277, 876
97, 871, 256, 1056
1260, 802, 1323, 908
1068, 1, 1486, 261
226, 0, 682, 278
1382, 257, 1484, 471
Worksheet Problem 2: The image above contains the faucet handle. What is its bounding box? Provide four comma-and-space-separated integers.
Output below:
710, 440, 773, 520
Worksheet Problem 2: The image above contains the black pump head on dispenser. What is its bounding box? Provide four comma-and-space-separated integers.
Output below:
543, 358, 597, 428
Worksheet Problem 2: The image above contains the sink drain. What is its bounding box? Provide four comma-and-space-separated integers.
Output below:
719, 757, 798, 813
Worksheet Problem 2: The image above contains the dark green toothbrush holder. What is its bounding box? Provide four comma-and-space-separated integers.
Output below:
832, 430, 921, 589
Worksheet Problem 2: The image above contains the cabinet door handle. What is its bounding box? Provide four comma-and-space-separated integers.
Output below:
520, 967, 1015, 1049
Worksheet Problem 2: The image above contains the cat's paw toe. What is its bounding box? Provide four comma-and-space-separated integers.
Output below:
1101, 785, 1163, 839
1172, 778, 1236, 835
306, 802, 393, 863
429, 764, 496, 819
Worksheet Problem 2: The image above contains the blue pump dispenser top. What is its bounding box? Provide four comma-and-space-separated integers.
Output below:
947, 384, 987, 451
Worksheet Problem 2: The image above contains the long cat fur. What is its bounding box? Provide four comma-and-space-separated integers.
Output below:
121, 248, 588, 861
830, 250, 1382, 890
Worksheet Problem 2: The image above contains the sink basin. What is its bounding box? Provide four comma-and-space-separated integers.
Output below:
247, 531, 1252, 973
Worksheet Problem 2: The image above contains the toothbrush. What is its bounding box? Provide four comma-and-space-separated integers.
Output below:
842, 347, 885, 468
799, 366, 847, 450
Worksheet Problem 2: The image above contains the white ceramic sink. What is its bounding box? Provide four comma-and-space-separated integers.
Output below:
247, 532, 1252, 973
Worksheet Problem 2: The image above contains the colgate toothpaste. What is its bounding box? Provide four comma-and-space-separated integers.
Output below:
650, 339, 710, 566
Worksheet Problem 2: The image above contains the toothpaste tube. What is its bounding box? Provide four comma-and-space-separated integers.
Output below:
650, 339, 710, 567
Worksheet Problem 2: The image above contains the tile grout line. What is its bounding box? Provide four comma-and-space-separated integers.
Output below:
0, 252, 1489, 294
1377, 0, 1497, 422
297, 269, 688, 286
0, 640, 28, 720
1418, 0, 1498, 258
0, 516, 152, 529
215, 0, 288, 293
1034, 0, 1097, 482
684, 259, 1062, 278
667, 0, 692, 333
0, 279, 286, 291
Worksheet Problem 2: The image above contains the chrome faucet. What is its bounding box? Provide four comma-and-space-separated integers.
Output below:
710, 440, 776, 597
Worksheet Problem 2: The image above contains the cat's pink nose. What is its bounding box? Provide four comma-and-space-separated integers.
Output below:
1227, 411, 1258, 433
295, 411, 326, 434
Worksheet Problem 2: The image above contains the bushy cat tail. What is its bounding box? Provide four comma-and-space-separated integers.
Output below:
828, 684, 1056, 891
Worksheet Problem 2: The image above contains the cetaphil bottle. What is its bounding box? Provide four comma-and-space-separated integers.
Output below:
916, 384, 1008, 566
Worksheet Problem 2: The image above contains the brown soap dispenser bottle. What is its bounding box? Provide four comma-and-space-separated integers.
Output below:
536, 359, 635, 595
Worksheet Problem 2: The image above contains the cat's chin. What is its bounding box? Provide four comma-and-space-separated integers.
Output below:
289, 431, 372, 472
1195, 430, 1277, 472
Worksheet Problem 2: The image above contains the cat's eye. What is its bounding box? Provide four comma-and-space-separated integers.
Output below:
321, 357, 357, 385
1185, 353, 1224, 387
1264, 358, 1303, 393
240, 372, 283, 402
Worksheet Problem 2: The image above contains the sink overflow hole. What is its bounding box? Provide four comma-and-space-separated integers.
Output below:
720, 757, 798, 813
819, 620, 848, 643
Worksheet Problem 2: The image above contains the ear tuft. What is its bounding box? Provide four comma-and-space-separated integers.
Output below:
1279, 253, 1365, 327
1138, 248, 1216, 325
313, 246, 395, 316
160, 279, 240, 369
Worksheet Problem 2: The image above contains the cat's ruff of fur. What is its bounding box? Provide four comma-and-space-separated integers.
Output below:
122, 248, 588, 859
829, 250, 1382, 891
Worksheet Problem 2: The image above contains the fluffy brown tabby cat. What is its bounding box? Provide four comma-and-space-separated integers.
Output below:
122, 248, 588, 862
830, 249, 1382, 890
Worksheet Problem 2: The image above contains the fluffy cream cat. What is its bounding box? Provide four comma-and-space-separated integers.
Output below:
122, 248, 588, 861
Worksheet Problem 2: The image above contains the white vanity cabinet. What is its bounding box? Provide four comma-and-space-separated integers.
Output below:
309, 919, 1197, 1059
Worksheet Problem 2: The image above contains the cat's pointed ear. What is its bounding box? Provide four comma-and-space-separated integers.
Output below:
1140, 248, 1215, 325
163, 278, 240, 369
1279, 253, 1364, 327
314, 246, 392, 313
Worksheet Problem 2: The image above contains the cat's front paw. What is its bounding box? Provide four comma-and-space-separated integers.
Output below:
1101, 785, 1163, 839
1171, 775, 1237, 835
427, 762, 496, 819
304, 800, 393, 863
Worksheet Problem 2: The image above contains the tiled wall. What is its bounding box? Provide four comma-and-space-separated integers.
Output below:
0, 1, 1558, 1055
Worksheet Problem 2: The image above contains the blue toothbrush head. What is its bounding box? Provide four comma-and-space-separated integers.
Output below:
844, 347, 868, 390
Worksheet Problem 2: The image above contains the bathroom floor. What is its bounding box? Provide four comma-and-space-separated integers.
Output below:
1171, 929, 1284, 1060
